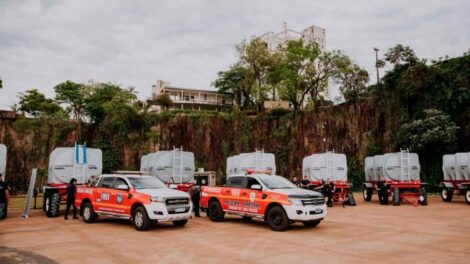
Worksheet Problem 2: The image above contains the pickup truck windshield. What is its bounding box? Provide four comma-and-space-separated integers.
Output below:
258, 175, 297, 189
128, 177, 167, 190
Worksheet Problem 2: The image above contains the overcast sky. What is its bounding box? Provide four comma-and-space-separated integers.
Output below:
1, 0, 469, 109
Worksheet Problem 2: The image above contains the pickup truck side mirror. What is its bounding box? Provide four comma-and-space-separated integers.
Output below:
117, 184, 129, 191
251, 184, 262, 190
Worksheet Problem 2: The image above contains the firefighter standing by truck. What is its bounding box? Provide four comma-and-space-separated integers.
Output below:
0, 173, 11, 220
64, 178, 78, 220
189, 184, 200, 217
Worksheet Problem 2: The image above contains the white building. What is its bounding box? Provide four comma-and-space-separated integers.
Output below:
259, 23, 326, 53
149, 80, 232, 111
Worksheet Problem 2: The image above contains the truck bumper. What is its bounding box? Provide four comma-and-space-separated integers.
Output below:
283, 204, 327, 222
144, 203, 192, 222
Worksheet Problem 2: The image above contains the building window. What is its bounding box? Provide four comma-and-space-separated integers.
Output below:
203, 94, 208, 101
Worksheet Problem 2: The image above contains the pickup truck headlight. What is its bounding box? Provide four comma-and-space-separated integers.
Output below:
151, 196, 166, 203
289, 199, 303, 206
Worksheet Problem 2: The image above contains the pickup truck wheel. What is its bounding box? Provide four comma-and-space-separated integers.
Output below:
267, 206, 289, 232
363, 187, 372, 202
303, 220, 321, 227
82, 202, 97, 223
172, 220, 188, 227
45, 192, 61, 218
465, 189, 470, 205
441, 188, 453, 202
133, 206, 151, 231
208, 200, 224, 222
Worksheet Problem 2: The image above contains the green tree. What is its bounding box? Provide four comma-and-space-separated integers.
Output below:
237, 38, 274, 106
84, 83, 123, 123
17, 89, 65, 118
154, 93, 173, 110
213, 64, 252, 108
269, 39, 321, 110
54, 81, 86, 121
397, 109, 459, 153
384, 44, 418, 67
334, 56, 369, 102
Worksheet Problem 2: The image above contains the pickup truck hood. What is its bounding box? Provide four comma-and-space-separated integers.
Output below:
137, 189, 190, 198
271, 188, 322, 198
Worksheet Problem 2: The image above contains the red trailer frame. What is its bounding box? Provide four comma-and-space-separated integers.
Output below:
306, 180, 356, 206
362, 180, 427, 207
439, 180, 470, 205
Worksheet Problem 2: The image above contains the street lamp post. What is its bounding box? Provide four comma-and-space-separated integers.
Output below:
373, 47, 380, 84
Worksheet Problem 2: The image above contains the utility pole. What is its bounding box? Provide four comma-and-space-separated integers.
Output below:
373, 47, 380, 84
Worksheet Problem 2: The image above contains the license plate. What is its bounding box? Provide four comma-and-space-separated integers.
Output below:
175, 208, 185, 213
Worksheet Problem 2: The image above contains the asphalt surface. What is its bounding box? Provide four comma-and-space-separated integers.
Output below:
1, 196, 469, 264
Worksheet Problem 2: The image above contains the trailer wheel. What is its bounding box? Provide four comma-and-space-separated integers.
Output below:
207, 200, 225, 222
82, 202, 97, 223
363, 187, 372, 202
133, 206, 151, 231
303, 220, 321, 227
440, 188, 453, 202
172, 220, 188, 227
465, 189, 470, 205
45, 191, 61, 217
419, 188, 428, 206
266, 206, 289, 231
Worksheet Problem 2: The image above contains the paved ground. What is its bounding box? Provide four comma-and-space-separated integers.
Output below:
1, 195, 469, 264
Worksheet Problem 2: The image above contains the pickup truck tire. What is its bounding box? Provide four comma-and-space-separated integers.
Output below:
172, 220, 188, 227
45, 191, 61, 218
363, 187, 372, 202
208, 200, 224, 222
441, 188, 453, 202
465, 189, 470, 205
303, 219, 321, 227
133, 206, 151, 231
82, 202, 97, 223
266, 206, 289, 232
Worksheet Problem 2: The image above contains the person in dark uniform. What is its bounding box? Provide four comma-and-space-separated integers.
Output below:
322, 179, 335, 207
0, 173, 11, 220
291, 176, 300, 187
189, 185, 200, 217
64, 178, 78, 220
301, 176, 311, 189
377, 176, 390, 205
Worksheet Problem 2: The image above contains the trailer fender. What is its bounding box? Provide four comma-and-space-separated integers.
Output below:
439, 182, 454, 189
363, 183, 374, 188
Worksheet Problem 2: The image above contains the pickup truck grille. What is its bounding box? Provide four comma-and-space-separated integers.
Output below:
302, 197, 325, 206
165, 198, 190, 206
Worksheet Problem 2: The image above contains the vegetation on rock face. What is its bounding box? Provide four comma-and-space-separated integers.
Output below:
1, 44, 469, 191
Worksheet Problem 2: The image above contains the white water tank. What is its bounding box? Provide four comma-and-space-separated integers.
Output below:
365, 152, 420, 182
140, 150, 195, 184
48, 147, 102, 184
226, 152, 276, 176
364, 157, 374, 182
302, 152, 347, 181
442, 154, 456, 181
454, 152, 470, 181
0, 144, 6, 177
